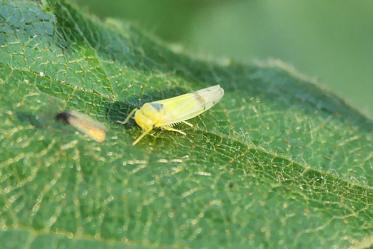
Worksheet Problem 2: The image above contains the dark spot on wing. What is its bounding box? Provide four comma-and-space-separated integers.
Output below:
55, 111, 73, 124
194, 92, 206, 106
151, 102, 164, 111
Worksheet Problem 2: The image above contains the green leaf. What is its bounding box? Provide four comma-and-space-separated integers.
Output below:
0, 0, 372, 248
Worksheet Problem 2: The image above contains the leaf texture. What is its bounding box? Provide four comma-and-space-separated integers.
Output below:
0, 1, 372, 248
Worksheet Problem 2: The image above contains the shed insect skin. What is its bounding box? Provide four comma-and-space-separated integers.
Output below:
119, 85, 224, 145
56, 111, 106, 143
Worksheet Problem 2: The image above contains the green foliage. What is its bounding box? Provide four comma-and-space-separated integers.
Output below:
187, 0, 373, 118
75, 0, 373, 118
0, 0, 372, 248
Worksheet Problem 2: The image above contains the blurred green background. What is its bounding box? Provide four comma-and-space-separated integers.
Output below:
75, 0, 373, 118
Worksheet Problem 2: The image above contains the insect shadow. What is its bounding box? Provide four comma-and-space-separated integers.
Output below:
15, 111, 45, 128
105, 87, 185, 128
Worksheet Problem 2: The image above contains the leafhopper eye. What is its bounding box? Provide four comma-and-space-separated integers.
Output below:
150, 102, 164, 111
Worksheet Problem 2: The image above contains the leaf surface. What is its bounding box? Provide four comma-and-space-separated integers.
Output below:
0, 1, 372, 248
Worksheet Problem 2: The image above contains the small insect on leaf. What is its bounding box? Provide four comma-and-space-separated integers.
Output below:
56, 110, 106, 143
119, 85, 224, 145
